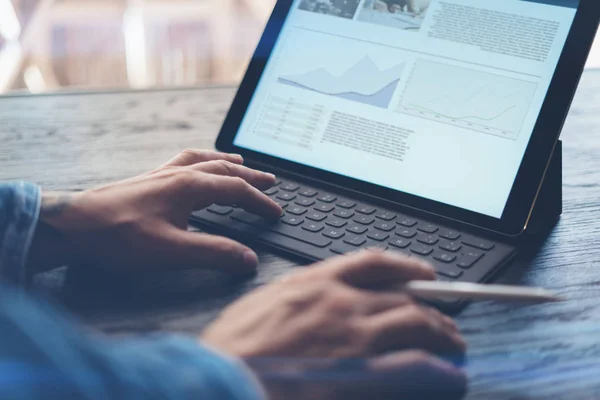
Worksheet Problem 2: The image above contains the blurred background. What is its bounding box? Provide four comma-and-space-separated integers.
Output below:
0, 0, 597, 96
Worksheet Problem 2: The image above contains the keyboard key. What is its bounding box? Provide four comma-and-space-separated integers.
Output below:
330, 244, 357, 255
277, 193, 296, 201
374, 221, 395, 232
274, 200, 288, 209
295, 198, 315, 207
231, 212, 331, 248
398, 217, 418, 227
318, 194, 337, 203
354, 215, 375, 225
462, 238, 495, 251
457, 251, 484, 268
344, 235, 367, 246
307, 212, 327, 222
299, 188, 318, 197
269, 224, 331, 248
287, 206, 307, 216
367, 231, 390, 242
230, 211, 271, 228
323, 229, 345, 239
390, 238, 411, 249
264, 187, 278, 196
465, 249, 483, 259
367, 243, 389, 252
439, 228, 461, 240
418, 223, 439, 234
417, 233, 439, 245
281, 183, 300, 192
439, 240, 462, 252
273, 180, 282, 186
207, 205, 233, 215
396, 227, 417, 238
376, 212, 396, 221
333, 209, 355, 219
282, 216, 304, 226
315, 203, 335, 213
303, 223, 324, 233
411, 243, 433, 256
433, 251, 457, 263
337, 200, 357, 209
356, 206, 376, 215
346, 224, 368, 234
326, 218, 348, 228
435, 265, 463, 279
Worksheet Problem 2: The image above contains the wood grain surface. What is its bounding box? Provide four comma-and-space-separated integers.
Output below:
2, 71, 600, 399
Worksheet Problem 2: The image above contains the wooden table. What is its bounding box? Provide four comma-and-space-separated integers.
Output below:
2, 71, 600, 399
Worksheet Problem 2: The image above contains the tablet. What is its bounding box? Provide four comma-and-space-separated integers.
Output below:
216, 0, 599, 236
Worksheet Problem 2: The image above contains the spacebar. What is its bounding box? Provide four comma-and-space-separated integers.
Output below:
230, 212, 332, 248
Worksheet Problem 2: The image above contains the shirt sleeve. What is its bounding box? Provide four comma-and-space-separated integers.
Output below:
0, 182, 41, 288
0, 287, 266, 400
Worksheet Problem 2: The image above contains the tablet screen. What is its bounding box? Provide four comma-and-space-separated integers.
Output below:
233, 0, 579, 218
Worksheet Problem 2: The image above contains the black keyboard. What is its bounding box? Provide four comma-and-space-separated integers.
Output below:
191, 178, 516, 293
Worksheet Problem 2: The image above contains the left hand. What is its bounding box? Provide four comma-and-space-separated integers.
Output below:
28, 149, 282, 276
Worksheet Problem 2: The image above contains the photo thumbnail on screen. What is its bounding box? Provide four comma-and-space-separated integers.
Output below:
358, 0, 431, 31
298, 0, 361, 19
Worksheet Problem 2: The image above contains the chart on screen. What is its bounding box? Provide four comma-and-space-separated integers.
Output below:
397, 60, 539, 140
278, 56, 404, 109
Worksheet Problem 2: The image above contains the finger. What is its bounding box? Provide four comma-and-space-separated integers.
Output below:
163, 149, 243, 168
247, 351, 466, 400
364, 351, 467, 400
193, 174, 283, 219
167, 229, 259, 275
354, 292, 415, 316
190, 160, 277, 191
305, 250, 435, 288
424, 306, 460, 335
366, 304, 467, 357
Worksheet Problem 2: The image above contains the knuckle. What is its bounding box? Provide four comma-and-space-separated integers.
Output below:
325, 290, 354, 314
181, 148, 203, 159
231, 176, 250, 191
348, 319, 373, 352
173, 169, 197, 190
280, 284, 323, 310
407, 305, 432, 331
215, 159, 234, 174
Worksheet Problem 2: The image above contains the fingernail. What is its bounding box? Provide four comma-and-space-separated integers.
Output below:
444, 316, 458, 330
243, 249, 259, 267
266, 173, 276, 180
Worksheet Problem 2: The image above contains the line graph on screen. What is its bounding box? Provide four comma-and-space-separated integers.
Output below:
397, 60, 539, 140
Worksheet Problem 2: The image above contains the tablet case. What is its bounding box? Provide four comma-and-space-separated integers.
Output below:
524, 139, 563, 237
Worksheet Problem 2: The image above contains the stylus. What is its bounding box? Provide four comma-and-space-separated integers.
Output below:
403, 281, 564, 303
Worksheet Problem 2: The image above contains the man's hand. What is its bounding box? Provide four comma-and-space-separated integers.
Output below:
203, 251, 467, 400
28, 150, 282, 276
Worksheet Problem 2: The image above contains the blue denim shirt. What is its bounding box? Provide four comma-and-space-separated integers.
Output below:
0, 182, 264, 400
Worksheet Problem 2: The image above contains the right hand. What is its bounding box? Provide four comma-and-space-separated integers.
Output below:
202, 251, 467, 399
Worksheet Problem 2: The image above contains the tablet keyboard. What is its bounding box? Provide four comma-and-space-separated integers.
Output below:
191, 178, 516, 285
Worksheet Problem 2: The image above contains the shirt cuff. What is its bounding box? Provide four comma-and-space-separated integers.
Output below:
0, 182, 41, 288
105, 335, 268, 400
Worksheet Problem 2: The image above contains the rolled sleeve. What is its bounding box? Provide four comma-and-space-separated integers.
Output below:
0, 289, 266, 400
0, 182, 41, 287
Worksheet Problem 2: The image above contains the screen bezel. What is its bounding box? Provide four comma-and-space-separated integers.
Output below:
216, 0, 599, 236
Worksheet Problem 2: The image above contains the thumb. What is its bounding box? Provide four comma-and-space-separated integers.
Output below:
168, 229, 259, 276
